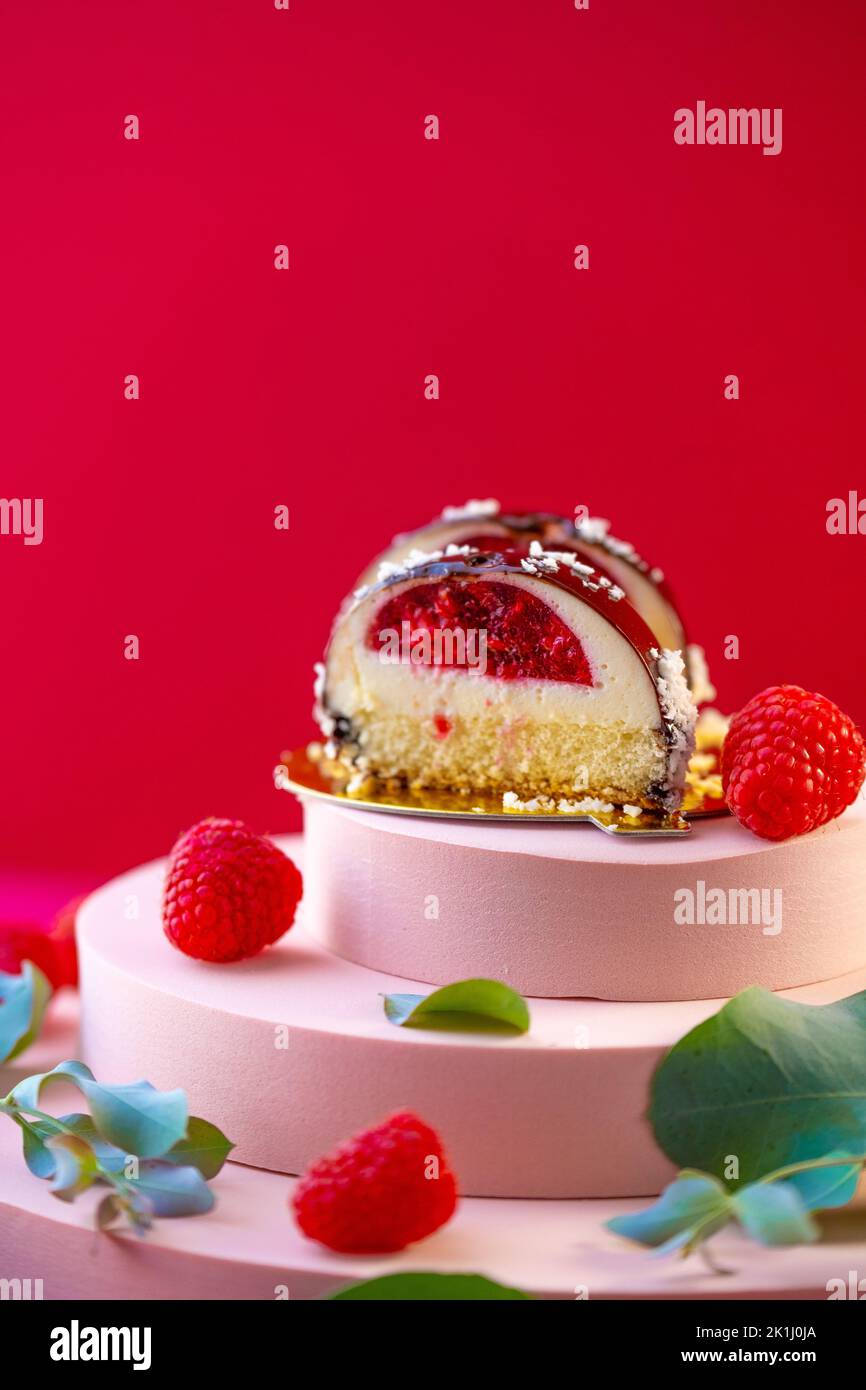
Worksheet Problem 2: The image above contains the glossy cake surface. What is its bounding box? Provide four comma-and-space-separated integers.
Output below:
318, 549, 697, 813
358, 500, 694, 666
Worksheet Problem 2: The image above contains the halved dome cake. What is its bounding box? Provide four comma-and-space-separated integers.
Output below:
356, 500, 713, 701
317, 547, 697, 814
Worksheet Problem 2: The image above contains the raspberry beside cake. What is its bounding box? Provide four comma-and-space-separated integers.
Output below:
316, 548, 697, 814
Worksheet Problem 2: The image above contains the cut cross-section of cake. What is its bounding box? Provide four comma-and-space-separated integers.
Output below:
356, 499, 714, 700
318, 548, 697, 813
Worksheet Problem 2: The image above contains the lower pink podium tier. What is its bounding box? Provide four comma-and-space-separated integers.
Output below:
301, 795, 866, 1000
76, 840, 866, 1200
2, 1000, 865, 1301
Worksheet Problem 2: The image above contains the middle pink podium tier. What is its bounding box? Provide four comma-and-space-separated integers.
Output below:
77, 837, 866, 1200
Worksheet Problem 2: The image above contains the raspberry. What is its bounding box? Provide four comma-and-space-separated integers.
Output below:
0, 897, 81, 990
722, 685, 866, 841
293, 1111, 458, 1253
162, 817, 302, 962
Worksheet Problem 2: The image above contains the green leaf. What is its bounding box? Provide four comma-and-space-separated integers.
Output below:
383, 979, 530, 1034
164, 1116, 234, 1179
607, 1173, 732, 1252
0, 963, 52, 1063
126, 1161, 215, 1217
9, 1061, 188, 1157
329, 1273, 532, 1301
649, 986, 866, 1184
47, 1134, 99, 1202
732, 1182, 819, 1247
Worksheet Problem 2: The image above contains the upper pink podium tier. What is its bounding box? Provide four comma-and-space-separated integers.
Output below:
300, 795, 866, 1000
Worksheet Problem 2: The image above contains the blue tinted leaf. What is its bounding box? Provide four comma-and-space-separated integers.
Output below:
733, 1181, 819, 1246
10, 1061, 187, 1157
126, 1161, 215, 1217
18, 1117, 59, 1178
0, 964, 52, 1063
607, 1173, 731, 1249
786, 1153, 862, 1211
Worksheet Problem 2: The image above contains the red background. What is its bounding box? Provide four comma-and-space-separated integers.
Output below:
1, 0, 864, 886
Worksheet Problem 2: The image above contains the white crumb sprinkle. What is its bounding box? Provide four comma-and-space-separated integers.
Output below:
523, 544, 602, 589
502, 791, 615, 815
375, 544, 477, 586
346, 772, 375, 797
502, 790, 554, 812
440, 498, 500, 522
656, 649, 698, 734
574, 516, 667, 593
548, 548, 595, 577
655, 648, 698, 803
560, 795, 615, 814
520, 553, 557, 576
313, 661, 334, 736
607, 584, 625, 601
574, 516, 610, 543
622, 804, 642, 818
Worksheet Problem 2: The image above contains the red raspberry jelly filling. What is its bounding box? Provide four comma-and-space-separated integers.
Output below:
368, 579, 593, 684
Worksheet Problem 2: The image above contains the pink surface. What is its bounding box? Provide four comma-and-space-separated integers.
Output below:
3, 2, 866, 880
302, 795, 866, 1000
75, 836, 866, 1200
1, 1002, 865, 1301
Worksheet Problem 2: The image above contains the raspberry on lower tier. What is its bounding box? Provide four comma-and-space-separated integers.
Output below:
292, 1111, 458, 1253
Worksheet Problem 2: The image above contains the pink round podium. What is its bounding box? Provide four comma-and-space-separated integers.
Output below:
74, 837, 866, 1201
299, 796, 866, 1000
2, 991, 865, 1301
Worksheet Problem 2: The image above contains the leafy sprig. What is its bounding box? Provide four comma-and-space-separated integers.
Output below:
0, 1060, 233, 1232
611, 983, 866, 1268
608, 1153, 866, 1268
